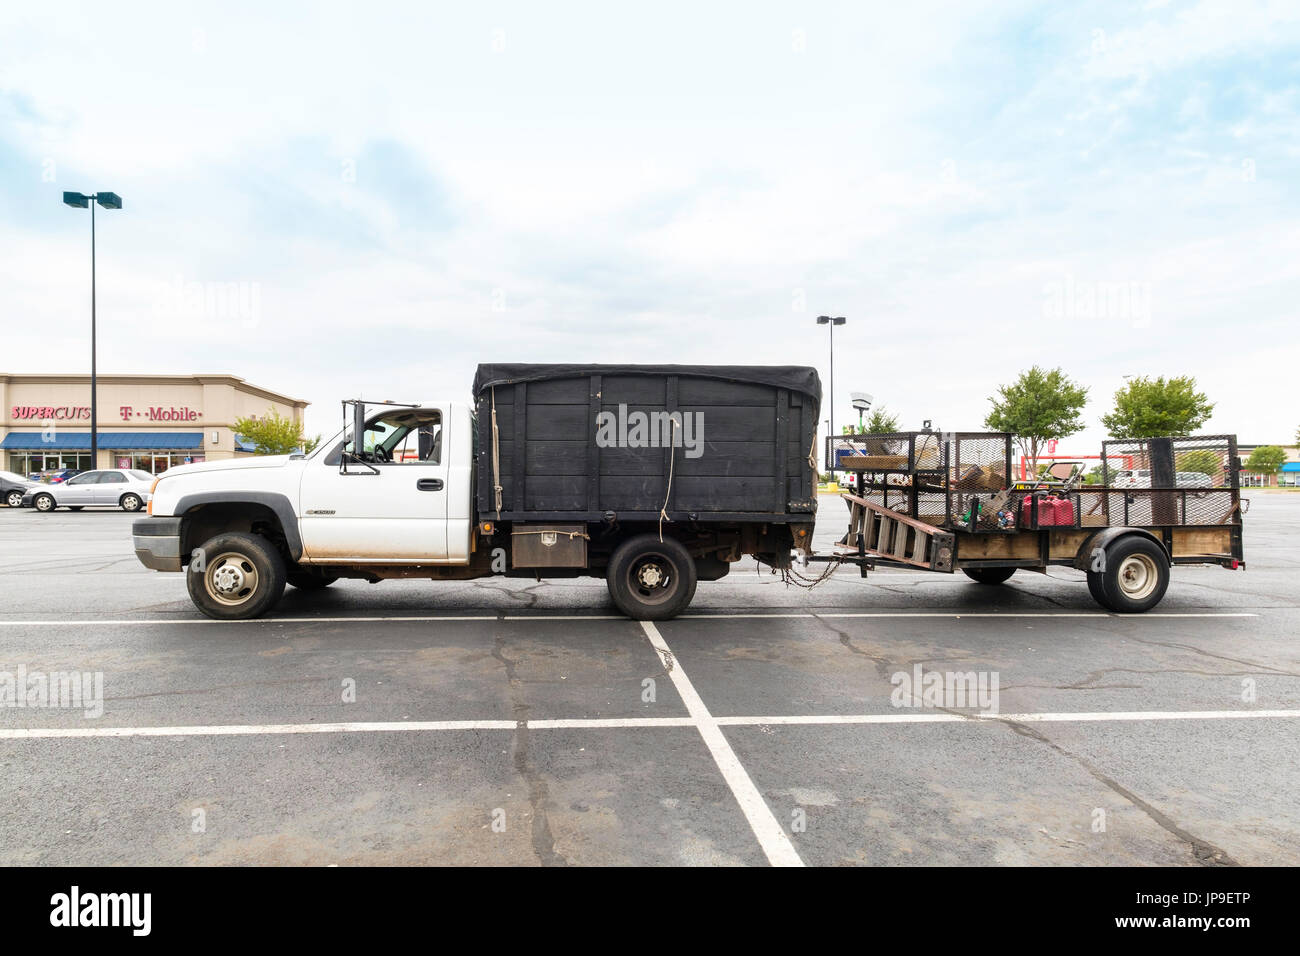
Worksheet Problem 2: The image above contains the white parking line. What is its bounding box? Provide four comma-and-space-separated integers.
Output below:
714, 709, 1300, 726
0, 611, 1258, 627
4, 708, 1295, 741
683, 612, 1258, 619
639, 621, 804, 867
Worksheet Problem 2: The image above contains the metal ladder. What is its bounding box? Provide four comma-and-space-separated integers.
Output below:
837, 493, 955, 572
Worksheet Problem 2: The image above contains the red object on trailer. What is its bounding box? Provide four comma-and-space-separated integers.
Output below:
1022, 495, 1075, 527
1048, 497, 1075, 526
1021, 494, 1041, 528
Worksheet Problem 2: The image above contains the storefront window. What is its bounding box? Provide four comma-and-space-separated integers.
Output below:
129, 453, 204, 475
6, 452, 92, 478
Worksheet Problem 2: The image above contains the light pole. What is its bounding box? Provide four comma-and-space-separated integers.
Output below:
63, 191, 122, 469
851, 392, 874, 432
816, 315, 845, 470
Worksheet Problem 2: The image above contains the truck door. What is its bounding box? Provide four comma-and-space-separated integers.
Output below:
298, 407, 451, 563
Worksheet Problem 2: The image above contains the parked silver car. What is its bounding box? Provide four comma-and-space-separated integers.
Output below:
22, 469, 154, 513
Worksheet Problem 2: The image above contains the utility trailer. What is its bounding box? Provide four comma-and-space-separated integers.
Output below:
819, 431, 1245, 612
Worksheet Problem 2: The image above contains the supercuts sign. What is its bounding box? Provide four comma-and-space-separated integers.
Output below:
10, 406, 91, 421
10, 405, 200, 422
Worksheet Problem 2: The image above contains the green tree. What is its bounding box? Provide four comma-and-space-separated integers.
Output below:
1081, 463, 1107, 485
233, 407, 320, 455
983, 366, 1089, 474
864, 406, 900, 433
1176, 449, 1221, 478
841, 407, 901, 434
1101, 376, 1214, 438
1245, 445, 1286, 478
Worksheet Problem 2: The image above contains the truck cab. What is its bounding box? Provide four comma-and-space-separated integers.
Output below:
135, 401, 480, 618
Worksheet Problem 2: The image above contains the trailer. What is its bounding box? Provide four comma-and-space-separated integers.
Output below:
821, 431, 1245, 612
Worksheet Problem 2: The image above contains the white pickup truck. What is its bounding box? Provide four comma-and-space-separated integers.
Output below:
132, 364, 823, 621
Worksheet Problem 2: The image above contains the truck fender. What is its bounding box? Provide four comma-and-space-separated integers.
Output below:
174, 491, 303, 561
1073, 527, 1168, 573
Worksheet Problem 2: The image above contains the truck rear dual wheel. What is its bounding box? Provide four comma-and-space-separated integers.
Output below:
1087, 535, 1170, 613
606, 534, 698, 621
187, 532, 287, 620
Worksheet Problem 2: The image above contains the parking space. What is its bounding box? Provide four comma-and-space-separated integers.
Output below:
0, 495, 1297, 865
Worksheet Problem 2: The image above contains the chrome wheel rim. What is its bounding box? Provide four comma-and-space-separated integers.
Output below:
204, 552, 260, 607
6, 492, 21, 508
35, 496, 53, 512
123, 495, 140, 511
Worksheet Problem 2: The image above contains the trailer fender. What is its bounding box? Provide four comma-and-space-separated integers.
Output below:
1073, 527, 1168, 573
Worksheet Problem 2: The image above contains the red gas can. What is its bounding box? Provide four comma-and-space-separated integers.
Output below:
1021, 494, 1042, 528
1049, 496, 1075, 527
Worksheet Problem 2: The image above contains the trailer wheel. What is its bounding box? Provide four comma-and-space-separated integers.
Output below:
606, 534, 698, 620
1087, 535, 1169, 613
962, 567, 1016, 585
187, 532, 287, 620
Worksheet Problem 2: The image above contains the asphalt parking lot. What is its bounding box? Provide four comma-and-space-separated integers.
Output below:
1, 494, 1297, 866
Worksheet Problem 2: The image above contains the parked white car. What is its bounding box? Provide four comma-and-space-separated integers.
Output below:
1112, 469, 1213, 489
23, 469, 154, 513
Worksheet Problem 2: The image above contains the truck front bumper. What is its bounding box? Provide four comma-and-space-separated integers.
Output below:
132, 517, 184, 572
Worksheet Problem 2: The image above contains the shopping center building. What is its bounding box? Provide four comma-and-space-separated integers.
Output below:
0, 373, 309, 476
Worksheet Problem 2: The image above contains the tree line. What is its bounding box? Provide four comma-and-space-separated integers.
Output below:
841, 368, 1291, 479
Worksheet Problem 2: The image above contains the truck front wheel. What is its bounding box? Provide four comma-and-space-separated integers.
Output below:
1087, 535, 1169, 613
606, 534, 698, 620
187, 532, 287, 620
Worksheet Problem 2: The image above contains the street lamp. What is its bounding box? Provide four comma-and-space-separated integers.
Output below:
851, 392, 874, 432
816, 315, 846, 470
63, 190, 122, 469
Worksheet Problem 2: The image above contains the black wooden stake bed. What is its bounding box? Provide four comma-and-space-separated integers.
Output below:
469, 364, 822, 617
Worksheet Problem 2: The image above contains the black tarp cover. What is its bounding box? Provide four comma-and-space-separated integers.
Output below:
472, 363, 822, 405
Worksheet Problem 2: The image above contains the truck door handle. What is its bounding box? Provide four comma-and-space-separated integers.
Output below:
416, 478, 443, 491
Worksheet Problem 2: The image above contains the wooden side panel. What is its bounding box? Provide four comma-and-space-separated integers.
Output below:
955, 533, 1040, 561
476, 370, 818, 519
1171, 527, 1234, 557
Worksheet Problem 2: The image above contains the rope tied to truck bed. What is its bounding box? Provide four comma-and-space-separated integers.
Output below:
659, 417, 678, 543
511, 529, 591, 540
491, 386, 503, 520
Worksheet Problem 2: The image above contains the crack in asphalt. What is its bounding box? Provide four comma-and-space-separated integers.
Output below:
815, 614, 1242, 867
491, 635, 566, 867
998, 719, 1238, 866
1123, 635, 1299, 676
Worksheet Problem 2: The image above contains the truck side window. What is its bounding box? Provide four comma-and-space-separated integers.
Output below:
327, 410, 442, 465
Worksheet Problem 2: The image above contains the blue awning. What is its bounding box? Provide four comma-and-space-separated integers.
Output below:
233, 434, 258, 453
0, 432, 204, 451
1281, 461, 1300, 473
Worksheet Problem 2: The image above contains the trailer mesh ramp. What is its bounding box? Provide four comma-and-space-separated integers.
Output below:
838, 493, 955, 571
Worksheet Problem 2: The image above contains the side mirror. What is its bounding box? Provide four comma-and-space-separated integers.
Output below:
352, 402, 367, 459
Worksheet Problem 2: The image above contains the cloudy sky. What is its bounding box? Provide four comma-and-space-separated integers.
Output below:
2, 0, 1298, 451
